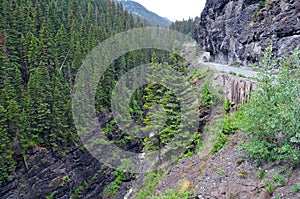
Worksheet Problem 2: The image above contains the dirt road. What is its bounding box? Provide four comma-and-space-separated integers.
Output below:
197, 61, 258, 78
182, 42, 258, 78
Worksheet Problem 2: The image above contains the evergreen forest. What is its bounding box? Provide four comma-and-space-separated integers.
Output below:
1, 0, 299, 198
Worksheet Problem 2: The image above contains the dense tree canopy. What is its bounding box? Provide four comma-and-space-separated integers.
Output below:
0, 0, 173, 185
170, 17, 200, 38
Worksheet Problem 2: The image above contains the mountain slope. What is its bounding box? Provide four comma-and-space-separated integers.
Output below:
115, 0, 172, 27
0, 0, 169, 198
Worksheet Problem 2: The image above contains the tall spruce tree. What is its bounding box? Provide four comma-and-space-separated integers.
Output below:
0, 105, 16, 186
27, 62, 52, 146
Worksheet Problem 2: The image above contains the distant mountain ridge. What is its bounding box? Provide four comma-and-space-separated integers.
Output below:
115, 0, 172, 27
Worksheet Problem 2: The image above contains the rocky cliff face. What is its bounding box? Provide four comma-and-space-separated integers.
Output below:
0, 110, 141, 199
195, 0, 300, 66
0, 147, 114, 199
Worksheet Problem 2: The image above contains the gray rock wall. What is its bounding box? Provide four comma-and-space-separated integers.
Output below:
0, 147, 114, 199
195, 0, 300, 66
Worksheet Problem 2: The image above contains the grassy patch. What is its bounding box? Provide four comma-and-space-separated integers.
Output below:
46, 191, 58, 199
137, 171, 165, 199
257, 169, 266, 179
229, 71, 237, 76
265, 181, 277, 196
211, 132, 229, 154
72, 181, 88, 199
292, 184, 300, 194
153, 188, 194, 199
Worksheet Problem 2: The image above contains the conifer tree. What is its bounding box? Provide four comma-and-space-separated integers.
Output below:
22, 32, 40, 80
51, 71, 76, 148
1, 78, 24, 143
0, 105, 16, 186
27, 62, 52, 146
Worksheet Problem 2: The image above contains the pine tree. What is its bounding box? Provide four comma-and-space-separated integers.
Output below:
51, 71, 76, 149
1, 78, 24, 145
0, 105, 16, 186
27, 62, 52, 146
54, 24, 69, 78
22, 31, 39, 81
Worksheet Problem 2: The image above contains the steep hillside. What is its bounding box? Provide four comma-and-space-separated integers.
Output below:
195, 0, 300, 66
126, 50, 300, 198
115, 0, 172, 27
0, 0, 170, 198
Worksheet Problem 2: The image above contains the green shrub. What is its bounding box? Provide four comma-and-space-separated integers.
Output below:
258, 0, 266, 9
200, 84, 213, 106
231, 61, 241, 67
72, 181, 88, 199
223, 99, 231, 113
103, 159, 131, 196
229, 71, 237, 75
238, 47, 300, 165
257, 169, 266, 179
265, 181, 277, 196
253, 10, 260, 19
46, 191, 58, 199
253, 1, 265, 20
292, 184, 300, 193
190, 70, 203, 80
238, 73, 246, 78
222, 115, 238, 134
273, 174, 286, 186
216, 167, 225, 175
102, 170, 125, 196
138, 171, 164, 199
211, 133, 228, 154
179, 151, 195, 159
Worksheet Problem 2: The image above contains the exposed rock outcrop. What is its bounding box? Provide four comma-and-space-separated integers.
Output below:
0, 147, 114, 199
195, 0, 300, 66
0, 110, 142, 199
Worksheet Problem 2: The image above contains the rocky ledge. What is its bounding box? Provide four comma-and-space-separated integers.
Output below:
0, 147, 114, 199
195, 0, 300, 66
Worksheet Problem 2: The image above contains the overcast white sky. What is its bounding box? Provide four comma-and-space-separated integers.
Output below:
133, 0, 206, 22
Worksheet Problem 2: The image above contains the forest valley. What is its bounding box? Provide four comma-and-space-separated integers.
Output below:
0, 0, 299, 198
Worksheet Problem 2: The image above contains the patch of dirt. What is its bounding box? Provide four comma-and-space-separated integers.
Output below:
195, 133, 300, 199
152, 132, 300, 199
